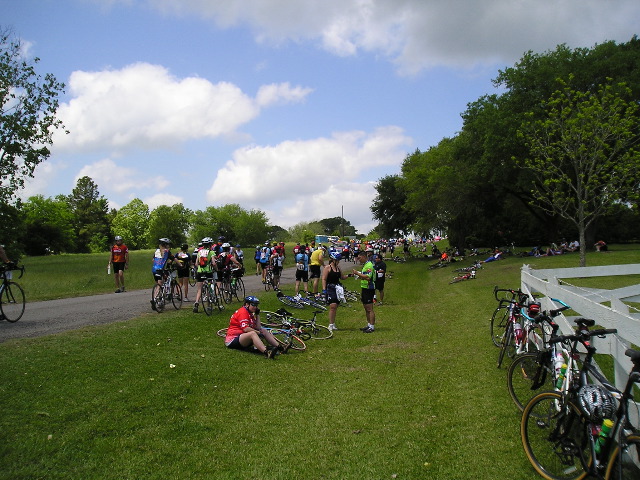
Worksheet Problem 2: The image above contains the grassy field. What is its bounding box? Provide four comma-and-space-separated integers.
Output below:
1, 246, 638, 479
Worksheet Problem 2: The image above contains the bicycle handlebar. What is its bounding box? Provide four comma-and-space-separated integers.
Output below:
549, 327, 618, 345
1, 263, 25, 279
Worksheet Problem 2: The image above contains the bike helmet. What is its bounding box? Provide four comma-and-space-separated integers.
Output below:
218, 236, 225, 241
244, 295, 260, 306
222, 242, 231, 249
330, 251, 342, 261
114, 235, 123, 241
159, 238, 171, 245
236, 244, 241, 248
201, 237, 213, 244
577, 385, 615, 421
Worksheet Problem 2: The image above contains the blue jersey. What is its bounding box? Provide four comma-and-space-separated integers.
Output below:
295, 252, 308, 271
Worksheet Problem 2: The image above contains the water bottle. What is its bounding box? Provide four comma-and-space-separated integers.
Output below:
514, 322, 523, 343
554, 353, 564, 375
107, 264, 111, 275
556, 364, 567, 389
594, 419, 614, 454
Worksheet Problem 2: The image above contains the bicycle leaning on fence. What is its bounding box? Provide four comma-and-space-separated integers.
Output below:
520, 325, 640, 480
0, 263, 26, 323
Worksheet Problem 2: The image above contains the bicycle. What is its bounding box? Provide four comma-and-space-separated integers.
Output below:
264, 265, 275, 291
490, 286, 530, 348
520, 325, 636, 480
449, 269, 477, 284
0, 263, 26, 323
262, 309, 332, 340
201, 277, 224, 315
276, 291, 326, 310
229, 267, 245, 302
151, 268, 182, 312
506, 300, 574, 413
189, 265, 197, 287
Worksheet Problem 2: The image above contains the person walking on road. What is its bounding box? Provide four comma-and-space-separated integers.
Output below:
109, 235, 129, 293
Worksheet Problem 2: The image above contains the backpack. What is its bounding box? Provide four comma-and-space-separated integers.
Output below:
216, 253, 227, 270
198, 248, 210, 267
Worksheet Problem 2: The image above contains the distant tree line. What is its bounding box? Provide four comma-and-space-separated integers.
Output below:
372, 37, 640, 262
0, 175, 360, 258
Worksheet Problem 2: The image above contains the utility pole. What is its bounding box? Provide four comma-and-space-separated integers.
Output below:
341, 205, 344, 238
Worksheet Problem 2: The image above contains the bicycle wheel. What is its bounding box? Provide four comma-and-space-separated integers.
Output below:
216, 328, 228, 338
171, 282, 182, 310
497, 322, 514, 368
507, 352, 554, 413
278, 295, 304, 309
271, 331, 306, 351
300, 297, 327, 311
303, 323, 333, 340
152, 284, 165, 312
212, 283, 225, 312
491, 305, 509, 347
189, 267, 197, 287
521, 391, 590, 480
605, 433, 640, 480
232, 278, 245, 301
0, 281, 26, 322
343, 290, 359, 302
202, 282, 214, 316
221, 280, 233, 304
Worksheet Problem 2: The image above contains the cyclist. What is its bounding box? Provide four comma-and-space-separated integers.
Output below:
175, 243, 192, 302
259, 242, 271, 284
151, 238, 176, 311
294, 247, 310, 297
216, 242, 242, 292
309, 245, 325, 297
224, 296, 284, 359
269, 247, 284, 291
352, 249, 376, 333
109, 235, 129, 293
373, 254, 387, 305
192, 237, 216, 313
322, 252, 350, 332
234, 244, 244, 264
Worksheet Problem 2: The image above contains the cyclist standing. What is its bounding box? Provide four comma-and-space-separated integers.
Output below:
352, 249, 376, 333
150, 238, 175, 310
109, 235, 129, 293
175, 243, 192, 302
309, 245, 325, 297
374, 254, 387, 305
294, 247, 310, 297
322, 252, 350, 332
192, 237, 216, 313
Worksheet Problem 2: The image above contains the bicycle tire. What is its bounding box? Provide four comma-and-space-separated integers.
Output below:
216, 327, 228, 338
343, 290, 359, 302
299, 297, 327, 311
202, 282, 214, 316
605, 433, 640, 479
521, 391, 590, 480
303, 323, 333, 340
0, 281, 26, 322
152, 284, 165, 313
189, 268, 197, 287
264, 271, 273, 291
213, 283, 225, 312
271, 331, 306, 351
278, 295, 304, 309
171, 282, 183, 310
490, 305, 509, 347
221, 280, 233, 304
232, 278, 245, 301
497, 322, 514, 368
507, 352, 554, 414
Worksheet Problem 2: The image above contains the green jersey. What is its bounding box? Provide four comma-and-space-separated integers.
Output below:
359, 260, 375, 289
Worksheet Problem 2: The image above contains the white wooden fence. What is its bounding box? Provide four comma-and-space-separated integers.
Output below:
520, 263, 640, 424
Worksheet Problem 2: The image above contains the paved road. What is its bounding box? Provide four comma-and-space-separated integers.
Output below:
0, 267, 301, 343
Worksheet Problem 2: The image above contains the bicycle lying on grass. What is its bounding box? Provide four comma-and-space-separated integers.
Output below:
216, 322, 307, 351
276, 291, 326, 310
262, 308, 333, 340
449, 269, 477, 284
0, 262, 26, 323
521, 326, 640, 480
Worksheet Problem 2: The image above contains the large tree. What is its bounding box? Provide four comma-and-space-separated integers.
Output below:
146, 203, 191, 248
0, 29, 66, 203
519, 78, 640, 266
22, 194, 75, 255
111, 198, 150, 249
67, 176, 111, 252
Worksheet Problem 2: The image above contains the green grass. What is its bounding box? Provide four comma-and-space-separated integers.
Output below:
1, 247, 639, 479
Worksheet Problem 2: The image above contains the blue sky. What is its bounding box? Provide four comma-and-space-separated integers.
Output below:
4, 0, 639, 234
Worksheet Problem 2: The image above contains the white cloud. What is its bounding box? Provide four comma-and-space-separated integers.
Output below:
145, 0, 640, 74
18, 161, 62, 201
53, 63, 312, 152
144, 193, 185, 210
206, 126, 412, 233
75, 158, 170, 193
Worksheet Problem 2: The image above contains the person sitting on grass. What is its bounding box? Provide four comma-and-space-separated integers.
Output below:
594, 240, 608, 252
224, 296, 286, 359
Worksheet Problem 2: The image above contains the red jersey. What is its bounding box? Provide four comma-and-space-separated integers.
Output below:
225, 306, 256, 343
111, 244, 128, 263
